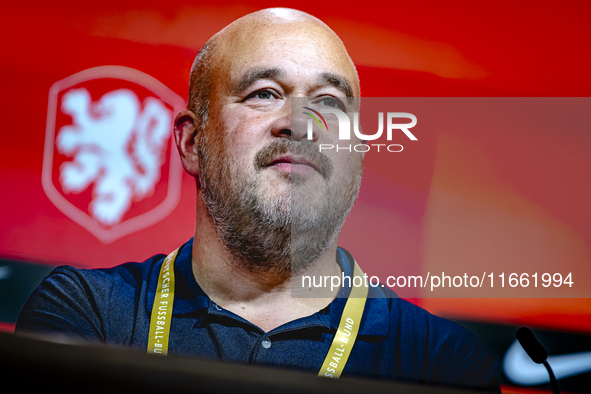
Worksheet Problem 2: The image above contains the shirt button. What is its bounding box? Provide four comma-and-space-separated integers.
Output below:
261, 338, 272, 349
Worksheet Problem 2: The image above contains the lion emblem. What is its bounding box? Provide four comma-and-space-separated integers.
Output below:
56, 88, 172, 226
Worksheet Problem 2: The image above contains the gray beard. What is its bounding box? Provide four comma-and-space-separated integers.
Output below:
198, 136, 362, 279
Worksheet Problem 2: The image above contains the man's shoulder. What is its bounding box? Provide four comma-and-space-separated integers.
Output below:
46, 253, 170, 312
371, 294, 500, 390
383, 294, 485, 347
49, 253, 165, 292
357, 276, 482, 346
15, 253, 167, 339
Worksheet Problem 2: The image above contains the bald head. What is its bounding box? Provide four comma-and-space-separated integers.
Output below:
187, 8, 359, 128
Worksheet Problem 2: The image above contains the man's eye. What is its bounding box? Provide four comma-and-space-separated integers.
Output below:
318, 97, 345, 111
254, 90, 274, 99
320, 97, 337, 107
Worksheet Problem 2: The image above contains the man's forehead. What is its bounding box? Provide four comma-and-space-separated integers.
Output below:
232, 67, 355, 98
211, 11, 359, 95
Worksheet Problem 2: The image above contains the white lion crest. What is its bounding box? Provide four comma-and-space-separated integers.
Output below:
56, 88, 172, 226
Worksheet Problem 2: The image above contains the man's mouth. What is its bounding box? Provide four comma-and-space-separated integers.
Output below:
267, 155, 322, 176
254, 139, 333, 180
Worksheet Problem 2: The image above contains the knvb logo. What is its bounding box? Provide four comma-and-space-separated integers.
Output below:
304, 108, 418, 153
42, 66, 185, 243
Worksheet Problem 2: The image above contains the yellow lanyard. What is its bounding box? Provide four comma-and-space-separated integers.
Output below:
147, 248, 178, 355
147, 248, 368, 379
317, 259, 368, 378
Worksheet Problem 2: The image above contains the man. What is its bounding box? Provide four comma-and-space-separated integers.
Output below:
17, 8, 500, 391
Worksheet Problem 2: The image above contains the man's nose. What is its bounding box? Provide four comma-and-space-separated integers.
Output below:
270, 101, 320, 142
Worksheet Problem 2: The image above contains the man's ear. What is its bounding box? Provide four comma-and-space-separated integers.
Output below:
174, 109, 200, 177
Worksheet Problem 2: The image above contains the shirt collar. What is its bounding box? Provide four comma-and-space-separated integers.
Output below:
328, 248, 391, 337
146, 237, 209, 314
146, 239, 390, 337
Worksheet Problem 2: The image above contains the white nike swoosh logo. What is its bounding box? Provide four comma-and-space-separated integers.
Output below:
503, 339, 591, 385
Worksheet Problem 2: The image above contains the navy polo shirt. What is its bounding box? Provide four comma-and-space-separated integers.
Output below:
16, 238, 500, 391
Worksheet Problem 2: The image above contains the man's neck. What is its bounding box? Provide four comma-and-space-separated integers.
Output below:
191, 205, 342, 332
